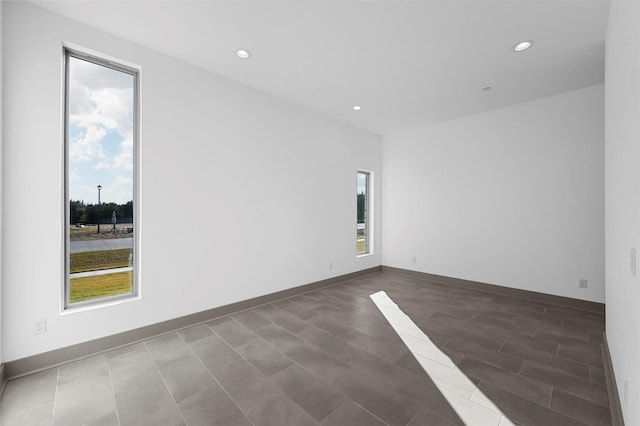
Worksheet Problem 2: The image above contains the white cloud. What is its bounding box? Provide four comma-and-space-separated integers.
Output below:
95, 132, 134, 171
69, 86, 133, 136
69, 170, 90, 203
69, 125, 107, 162
109, 175, 134, 204
69, 183, 96, 204
68, 56, 134, 170
70, 175, 133, 205
114, 133, 134, 170
69, 169, 82, 186
68, 57, 135, 204
114, 175, 133, 186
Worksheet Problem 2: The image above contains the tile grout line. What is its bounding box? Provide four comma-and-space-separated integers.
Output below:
497, 339, 506, 352
206, 318, 256, 349
371, 291, 510, 425
402, 405, 421, 426
202, 318, 296, 415
291, 306, 412, 375
470, 384, 480, 401
518, 359, 612, 409
244, 303, 421, 424
2, 271, 610, 426
105, 357, 122, 426
143, 339, 189, 426
237, 310, 382, 424
184, 332, 258, 426
16, 270, 381, 387
546, 386, 613, 424
236, 313, 355, 423
51, 367, 61, 426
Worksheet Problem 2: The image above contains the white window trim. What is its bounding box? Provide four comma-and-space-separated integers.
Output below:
61, 44, 142, 312
357, 169, 373, 257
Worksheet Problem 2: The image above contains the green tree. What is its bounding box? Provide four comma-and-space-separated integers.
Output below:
357, 192, 366, 223
69, 200, 86, 224
72, 200, 133, 224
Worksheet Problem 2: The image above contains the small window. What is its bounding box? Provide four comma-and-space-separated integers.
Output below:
64, 48, 139, 308
357, 171, 371, 255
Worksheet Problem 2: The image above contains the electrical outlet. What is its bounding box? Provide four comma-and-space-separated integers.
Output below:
632, 249, 637, 277
33, 318, 47, 335
329, 262, 333, 270
412, 257, 417, 264
579, 279, 588, 289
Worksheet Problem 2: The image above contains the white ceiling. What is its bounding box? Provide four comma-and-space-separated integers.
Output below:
32, 0, 610, 136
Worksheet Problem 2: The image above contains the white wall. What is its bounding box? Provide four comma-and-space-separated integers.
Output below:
382, 85, 605, 303
605, 0, 640, 423
2, 2, 381, 362
0, 0, 4, 364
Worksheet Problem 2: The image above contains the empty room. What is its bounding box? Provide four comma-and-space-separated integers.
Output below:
0, 0, 638, 425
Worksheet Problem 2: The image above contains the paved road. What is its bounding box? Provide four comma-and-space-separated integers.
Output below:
70, 238, 133, 253
70, 266, 133, 278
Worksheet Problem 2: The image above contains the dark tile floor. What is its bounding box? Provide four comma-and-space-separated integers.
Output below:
0, 271, 610, 425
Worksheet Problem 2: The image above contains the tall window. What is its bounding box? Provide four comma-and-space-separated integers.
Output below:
357, 171, 371, 255
64, 48, 139, 308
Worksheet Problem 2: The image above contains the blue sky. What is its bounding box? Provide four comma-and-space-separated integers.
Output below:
68, 56, 134, 205
357, 171, 368, 195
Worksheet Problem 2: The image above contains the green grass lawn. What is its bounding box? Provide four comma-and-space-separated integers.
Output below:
71, 248, 131, 273
70, 225, 133, 241
357, 238, 367, 254
70, 271, 133, 303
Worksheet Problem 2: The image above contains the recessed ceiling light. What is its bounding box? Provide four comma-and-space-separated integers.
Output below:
352, 105, 362, 111
236, 49, 251, 59
513, 41, 533, 52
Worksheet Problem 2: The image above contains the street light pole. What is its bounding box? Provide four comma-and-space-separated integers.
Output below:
97, 185, 102, 234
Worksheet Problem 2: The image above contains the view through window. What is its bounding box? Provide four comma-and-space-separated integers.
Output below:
65, 49, 138, 306
357, 171, 370, 255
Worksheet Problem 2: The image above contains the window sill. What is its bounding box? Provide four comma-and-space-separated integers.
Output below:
61, 294, 141, 315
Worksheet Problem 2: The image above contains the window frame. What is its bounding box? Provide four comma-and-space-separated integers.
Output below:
357, 170, 373, 256
62, 46, 141, 311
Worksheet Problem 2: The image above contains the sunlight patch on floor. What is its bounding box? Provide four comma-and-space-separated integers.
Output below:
369, 291, 515, 426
